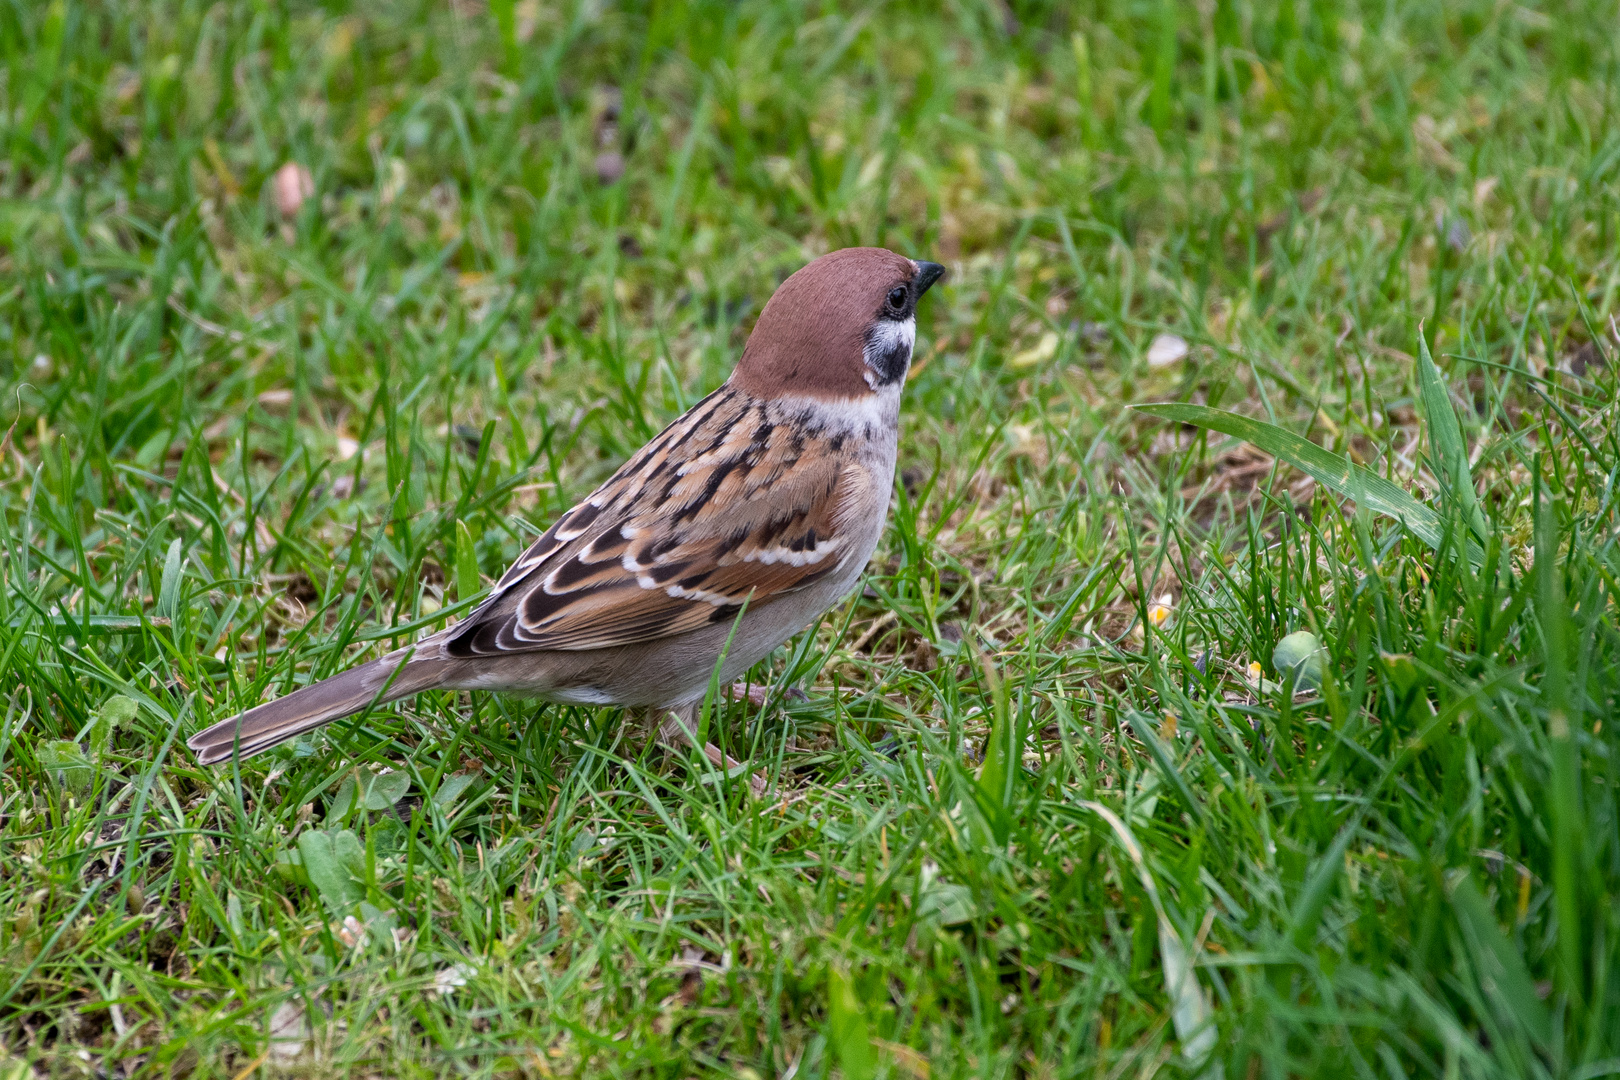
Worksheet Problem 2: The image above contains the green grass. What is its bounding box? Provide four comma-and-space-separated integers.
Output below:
3, 0, 1619, 1075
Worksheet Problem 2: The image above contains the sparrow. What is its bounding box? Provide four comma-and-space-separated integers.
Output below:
188, 247, 946, 765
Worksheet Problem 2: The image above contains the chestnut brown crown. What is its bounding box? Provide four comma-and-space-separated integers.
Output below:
729, 247, 945, 400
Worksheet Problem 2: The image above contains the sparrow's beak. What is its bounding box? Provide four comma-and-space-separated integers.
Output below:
912, 260, 946, 297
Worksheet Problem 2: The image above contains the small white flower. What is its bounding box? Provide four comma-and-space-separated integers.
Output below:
1146, 333, 1189, 368
336, 915, 366, 949
431, 961, 475, 997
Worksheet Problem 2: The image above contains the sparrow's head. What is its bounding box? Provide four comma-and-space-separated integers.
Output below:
731, 247, 946, 400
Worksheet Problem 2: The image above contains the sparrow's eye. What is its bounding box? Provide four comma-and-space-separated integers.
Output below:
886, 285, 908, 312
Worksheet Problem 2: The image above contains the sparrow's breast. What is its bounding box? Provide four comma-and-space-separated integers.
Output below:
768, 382, 903, 580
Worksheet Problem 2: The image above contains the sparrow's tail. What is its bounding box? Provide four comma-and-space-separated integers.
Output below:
187, 651, 449, 765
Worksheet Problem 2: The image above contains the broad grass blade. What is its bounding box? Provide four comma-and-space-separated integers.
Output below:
973, 641, 1016, 844
1288, 820, 1356, 951
1448, 872, 1552, 1048
1535, 474, 1586, 1002
827, 967, 877, 1080
155, 538, 183, 620
1134, 403, 1448, 553
1416, 333, 1488, 543
455, 520, 480, 604
1081, 801, 1220, 1075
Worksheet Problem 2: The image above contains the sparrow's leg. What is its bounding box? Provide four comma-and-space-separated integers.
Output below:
725, 682, 810, 708
728, 682, 772, 708
625, 704, 665, 748
657, 703, 767, 797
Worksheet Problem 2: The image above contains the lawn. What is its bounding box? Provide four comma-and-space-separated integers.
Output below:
2, 0, 1619, 1076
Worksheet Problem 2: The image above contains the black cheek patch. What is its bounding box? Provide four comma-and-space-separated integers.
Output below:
869, 338, 910, 384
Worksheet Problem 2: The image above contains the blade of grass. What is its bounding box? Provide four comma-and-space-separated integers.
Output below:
1448, 872, 1552, 1049
1535, 464, 1586, 1006
1416, 330, 1488, 544
1134, 402, 1453, 554
1079, 800, 1218, 1072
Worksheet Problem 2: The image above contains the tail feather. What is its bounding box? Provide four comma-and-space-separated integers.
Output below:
188, 655, 447, 765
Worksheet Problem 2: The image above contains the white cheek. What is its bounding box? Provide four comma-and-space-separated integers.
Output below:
863, 317, 916, 375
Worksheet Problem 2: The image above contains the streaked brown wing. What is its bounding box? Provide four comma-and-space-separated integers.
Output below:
446, 387, 864, 656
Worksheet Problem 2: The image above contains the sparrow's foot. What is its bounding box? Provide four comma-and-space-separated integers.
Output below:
657, 705, 768, 797
695, 741, 769, 798
725, 682, 810, 708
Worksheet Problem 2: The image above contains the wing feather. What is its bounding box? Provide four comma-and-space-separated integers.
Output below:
446, 387, 868, 656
